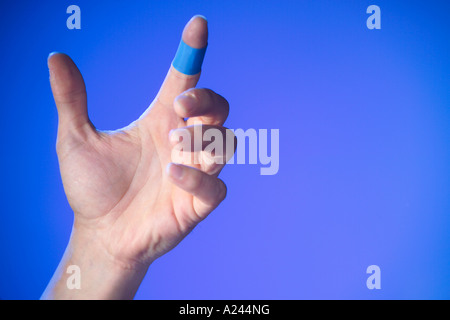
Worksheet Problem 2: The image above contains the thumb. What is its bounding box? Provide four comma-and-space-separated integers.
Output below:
48, 53, 93, 137
155, 15, 208, 107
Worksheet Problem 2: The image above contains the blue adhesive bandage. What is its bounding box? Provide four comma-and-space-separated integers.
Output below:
172, 40, 207, 75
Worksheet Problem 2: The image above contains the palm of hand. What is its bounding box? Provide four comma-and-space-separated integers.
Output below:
58, 107, 187, 264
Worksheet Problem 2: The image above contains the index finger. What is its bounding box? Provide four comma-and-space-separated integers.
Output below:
155, 15, 208, 107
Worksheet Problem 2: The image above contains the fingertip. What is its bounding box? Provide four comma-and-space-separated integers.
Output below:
47, 52, 60, 74
193, 14, 208, 23
47, 53, 84, 91
182, 15, 208, 49
166, 163, 185, 180
47, 52, 69, 69
47, 53, 81, 83
174, 92, 196, 118
47, 51, 59, 63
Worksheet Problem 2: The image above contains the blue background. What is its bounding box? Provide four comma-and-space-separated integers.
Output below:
0, 0, 449, 299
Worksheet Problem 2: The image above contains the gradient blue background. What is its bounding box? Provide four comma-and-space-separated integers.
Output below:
0, 0, 449, 299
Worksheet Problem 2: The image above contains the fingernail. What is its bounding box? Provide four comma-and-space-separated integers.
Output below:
47, 52, 60, 78
47, 51, 59, 62
192, 14, 207, 23
167, 163, 184, 180
175, 94, 195, 114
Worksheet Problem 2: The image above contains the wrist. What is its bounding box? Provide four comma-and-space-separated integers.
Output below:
42, 224, 150, 300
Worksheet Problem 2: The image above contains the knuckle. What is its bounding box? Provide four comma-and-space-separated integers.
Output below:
188, 169, 204, 191
186, 87, 204, 100
204, 88, 217, 100
196, 88, 219, 104
217, 179, 227, 202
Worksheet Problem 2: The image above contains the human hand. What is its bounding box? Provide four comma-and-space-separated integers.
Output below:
42, 15, 234, 299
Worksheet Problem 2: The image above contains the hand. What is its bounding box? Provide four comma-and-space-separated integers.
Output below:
42, 16, 234, 299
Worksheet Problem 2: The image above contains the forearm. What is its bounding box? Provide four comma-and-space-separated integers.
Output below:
41, 225, 149, 300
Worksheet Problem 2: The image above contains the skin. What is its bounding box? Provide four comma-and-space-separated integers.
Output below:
41, 16, 234, 299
